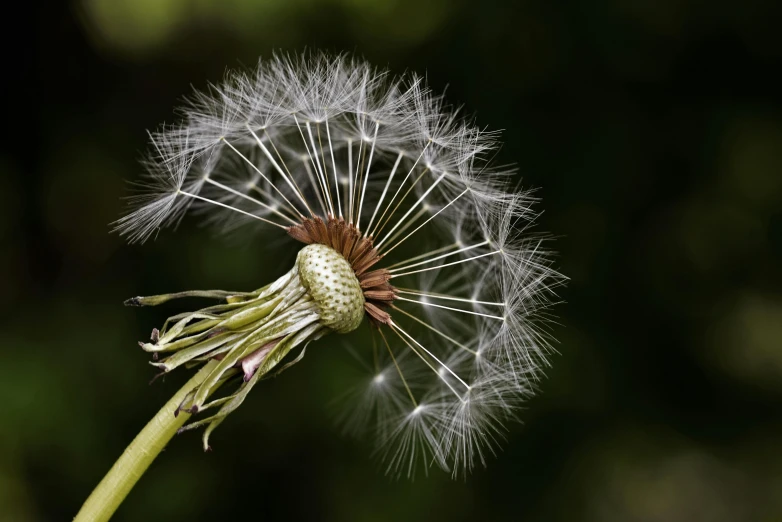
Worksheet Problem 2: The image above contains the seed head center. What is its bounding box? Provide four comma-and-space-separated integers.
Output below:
297, 244, 365, 334
287, 216, 398, 326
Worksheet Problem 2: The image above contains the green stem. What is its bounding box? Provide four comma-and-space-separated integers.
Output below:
74, 360, 220, 522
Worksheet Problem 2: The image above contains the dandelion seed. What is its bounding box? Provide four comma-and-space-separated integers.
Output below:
114, 51, 565, 478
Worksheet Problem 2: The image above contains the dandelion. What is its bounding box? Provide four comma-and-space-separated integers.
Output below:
76, 52, 563, 520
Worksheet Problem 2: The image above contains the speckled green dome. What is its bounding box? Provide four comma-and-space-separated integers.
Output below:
296, 244, 365, 334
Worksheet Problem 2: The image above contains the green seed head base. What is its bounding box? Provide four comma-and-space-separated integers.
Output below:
126, 219, 398, 449
287, 216, 398, 326
297, 243, 365, 334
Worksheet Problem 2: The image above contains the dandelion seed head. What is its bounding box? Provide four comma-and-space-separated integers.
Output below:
116, 51, 564, 478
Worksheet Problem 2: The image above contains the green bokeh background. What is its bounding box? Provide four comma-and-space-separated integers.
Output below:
4, 1, 782, 520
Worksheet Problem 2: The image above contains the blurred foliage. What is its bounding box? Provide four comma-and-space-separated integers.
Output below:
80, 0, 452, 54
3, 0, 782, 520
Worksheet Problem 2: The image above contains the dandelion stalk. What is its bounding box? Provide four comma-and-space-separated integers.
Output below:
80, 51, 565, 519
75, 360, 220, 522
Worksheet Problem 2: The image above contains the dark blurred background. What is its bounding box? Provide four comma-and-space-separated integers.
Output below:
3, 1, 782, 521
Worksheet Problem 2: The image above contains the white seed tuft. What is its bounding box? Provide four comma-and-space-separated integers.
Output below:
116, 51, 565, 478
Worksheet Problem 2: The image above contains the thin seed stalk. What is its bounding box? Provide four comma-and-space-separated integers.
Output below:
74, 319, 311, 522
74, 360, 220, 522
75, 269, 319, 521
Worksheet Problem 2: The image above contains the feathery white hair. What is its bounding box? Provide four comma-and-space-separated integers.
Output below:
115, 51, 564, 477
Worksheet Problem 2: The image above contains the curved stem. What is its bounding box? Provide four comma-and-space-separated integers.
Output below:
74, 360, 220, 522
